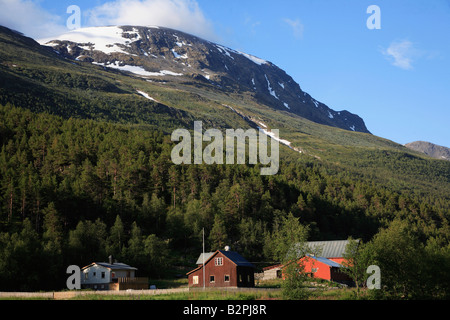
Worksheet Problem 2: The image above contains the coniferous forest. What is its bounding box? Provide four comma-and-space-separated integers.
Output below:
0, 104, 449, 298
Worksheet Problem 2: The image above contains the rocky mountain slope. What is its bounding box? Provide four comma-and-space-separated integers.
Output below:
405, 141, 450, 161
39, 25, 370, 133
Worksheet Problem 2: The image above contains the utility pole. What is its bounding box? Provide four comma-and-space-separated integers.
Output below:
203, 228, 205, 290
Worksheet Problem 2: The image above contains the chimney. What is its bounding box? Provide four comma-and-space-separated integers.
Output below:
108, 255, 113, 265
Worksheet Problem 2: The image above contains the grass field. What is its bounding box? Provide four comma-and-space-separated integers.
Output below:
65, 287, 360, 300
0, 278, 363, 300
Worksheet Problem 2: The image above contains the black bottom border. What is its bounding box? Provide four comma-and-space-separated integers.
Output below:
1, 299, 445, 319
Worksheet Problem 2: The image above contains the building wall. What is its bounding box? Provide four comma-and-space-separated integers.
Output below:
236, 266, 255, 287
82, 265, 111, 285
299, 257, 353, 283
299, 256, 332, 280
263, 267, 282, 280
330, 267, 352, 283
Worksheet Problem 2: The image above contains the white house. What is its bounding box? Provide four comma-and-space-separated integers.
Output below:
81, 256, 140, 290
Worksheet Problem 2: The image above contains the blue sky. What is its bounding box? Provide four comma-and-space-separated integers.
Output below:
1, 0, 449, 147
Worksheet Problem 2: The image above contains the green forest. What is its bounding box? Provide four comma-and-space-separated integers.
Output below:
0, 103, 449, 298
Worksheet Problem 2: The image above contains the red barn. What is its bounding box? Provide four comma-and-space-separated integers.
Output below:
299, 255, 351, 283
272, 240, 358, 284
187, 249, 255, 288
299, 240, 359, 283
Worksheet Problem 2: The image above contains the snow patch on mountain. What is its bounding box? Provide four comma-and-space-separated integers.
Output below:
223, 104, 302, 154
238, 51, 267, 66
39, 26, 131, 54
171, 48, 188, 59
216, 45, 234, 60
259, 127, 292, 147
136, 90, 157, 101
93, 61, 182, 77
215, 44, 267, 66
265, 74, 278, 99
93, 61, 153, 76
123, 27, 142, 41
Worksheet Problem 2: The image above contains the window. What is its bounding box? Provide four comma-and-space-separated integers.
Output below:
224, 275, 230, 282
311, 268, 318, 273
101, 272, 106, 279
215, 257, 223, 266
93, 272, 96, 277
193, 276, 199, 284
210, 275, 215, 283
84, 272, 89, 280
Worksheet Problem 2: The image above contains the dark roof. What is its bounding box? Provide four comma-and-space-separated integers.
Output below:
219, 250, 255, 268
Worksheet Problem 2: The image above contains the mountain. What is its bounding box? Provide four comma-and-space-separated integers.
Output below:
38, 25, 370, 133
405, 141, 450, 161
1, 24, 448, 198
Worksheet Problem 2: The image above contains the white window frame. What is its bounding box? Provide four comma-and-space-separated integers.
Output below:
215, 257, 223, 266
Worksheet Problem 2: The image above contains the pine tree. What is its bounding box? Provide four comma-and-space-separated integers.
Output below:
209, 215, 228, 251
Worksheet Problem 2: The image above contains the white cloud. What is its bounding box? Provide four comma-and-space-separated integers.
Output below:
283, 18, 304, 39
0, 0, 66, 39
382, 40, 417, 70
85, 0, 216, 41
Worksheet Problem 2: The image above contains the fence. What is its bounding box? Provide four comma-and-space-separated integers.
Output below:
109, 277, 149, 291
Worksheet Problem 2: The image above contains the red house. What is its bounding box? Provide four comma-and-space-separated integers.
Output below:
187, 249, 255, 288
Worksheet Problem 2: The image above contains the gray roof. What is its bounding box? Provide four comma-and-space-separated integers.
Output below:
305, 240, 359, 258
83, 262, 137, 271
196, 252, 215, 265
